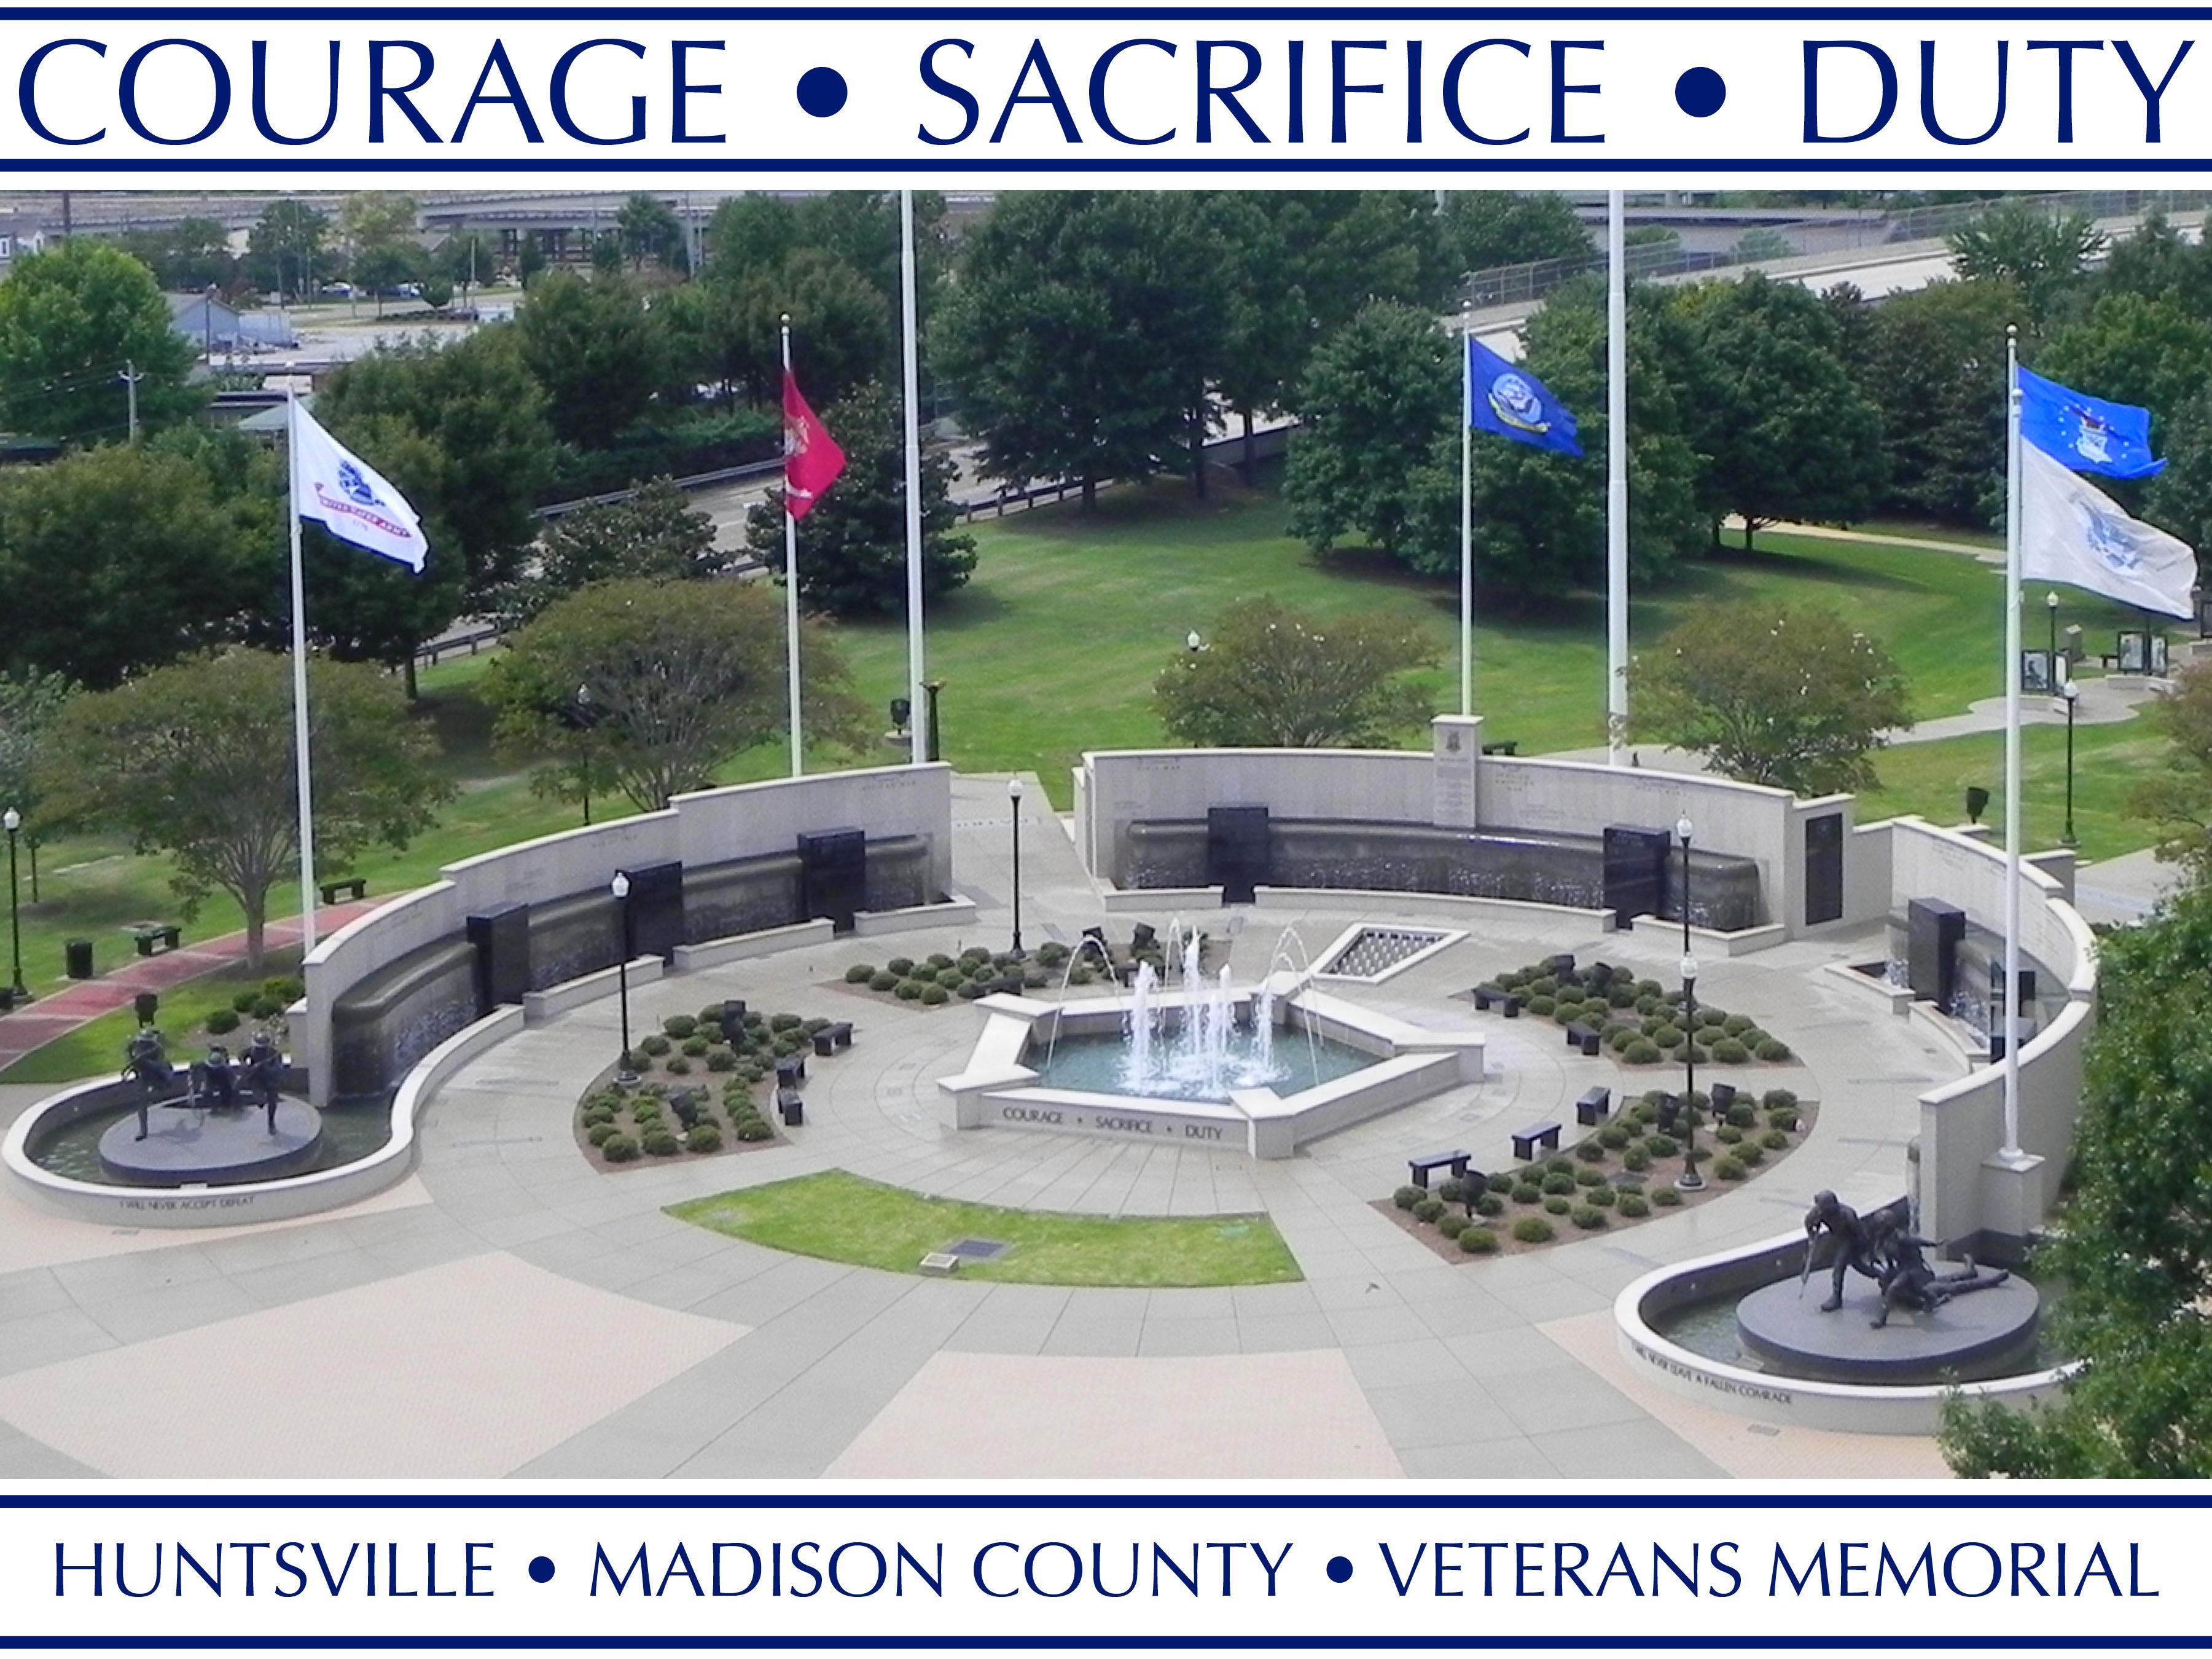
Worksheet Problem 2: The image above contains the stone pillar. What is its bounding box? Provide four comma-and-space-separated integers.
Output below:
1431, 715, 1483, 830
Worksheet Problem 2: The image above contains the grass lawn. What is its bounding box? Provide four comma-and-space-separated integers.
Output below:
666, 1169, 1303, 1287
3, 950, 306, 1086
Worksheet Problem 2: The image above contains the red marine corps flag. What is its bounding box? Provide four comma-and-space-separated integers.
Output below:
783, 369, 845, 520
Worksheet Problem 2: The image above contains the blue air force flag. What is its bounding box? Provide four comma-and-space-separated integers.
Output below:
2018, 366, 2165, 480
1467, 337, 1582, 457
291, 404, 429, 572
2020, 441, 2195, 618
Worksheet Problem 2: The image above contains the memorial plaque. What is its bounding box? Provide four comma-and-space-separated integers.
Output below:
1804, 812, 1844, 927
798, 827, 867, 932
621, 860, 686, 960
465, 902, 531, 1014
1602, 825, 1670, 928
1906, 896, 1966, 1008
1206, 806, 1271, 905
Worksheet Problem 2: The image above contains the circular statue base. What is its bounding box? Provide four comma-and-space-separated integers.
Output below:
97, 1098, 324, 1186
1736, 1272, 2039, 1384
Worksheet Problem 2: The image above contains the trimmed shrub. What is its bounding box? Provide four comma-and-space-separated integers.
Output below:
1635, 979, 1664, 999
1715, 1124, 1743, 1145
663, 1056, 691, 1075
1697, 1007, 1727, 1029
1763, 1088, 1798, 1110
1761, 1129, 1791, 1151
905, 965, 939, 986
1527, 996, 1557, 1018
1393, 1185, 1423, 1210
1622, 1147, 1652, 1173
1650, 1185, 1683, 1207
1574, 1137, 1608, 1163
587, 1121, 619, 1146
921, 984, 950, 1005
895, 980, 924, 1000
1068, 966, 1096, 986
250, 994, 284, 1019
663, 1015, 697, 1039
867, 971, 897, 992
1570, 1204, 1608, 1230
1544, 1195, 1572, 1215
1617, 1193, 1651, 1218
1437, 1178, 1466, 1204
1585, 1183, 1616, 1209
1645, 1134, 1679, 1159
1574, 1166, 1607, 1188
1598, 1124, 1631, 1149
1436, 1212, 1468, 1239
600, 1133, 639, 1163
1488, 1171, 1518, 1194
1624, 1039, 1661, 1064
845, 963, 876, 983
1541, 1172, 1576, 1196
682, 1037, 709, 1057
205, 1008, 241, 1035
921, 952, 952, 971
1511, 1216, 1555, 1244
1722, 1013, 1753, 1036
956, 979, 988, 1000
686, 1123, 724, 1153
640, 1033, 673, 1057
630, 1100, 663, 1124
1737, 1143, 1766, 1166
1458, 1227, 1499, 1254
1511, 1183, 1543, 1205
1474, 1193, 1505, 1217
1713, 1157, 1746, 1180
1413, 1198, 1445, 1223
1652, 1024, 1684, 1049
1726, 1101, 1757, 1128
706, 1048, 738, 1072
1546, 1155, 1575, 1174
768, 1013, 801, 1031
1607, 985, 1638, 1009
885, 957, 915, 976
1756, 1038, 1792, 1062
1711, 1038, 1751, 1065
1528, 975, 1559, 997
1036, 942, 1070, 967
737, 1118, 773, 1142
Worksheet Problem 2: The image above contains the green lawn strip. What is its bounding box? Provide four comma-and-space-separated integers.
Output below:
1857, 718, 2170, 866
666, 1168, 1302, 1287
2, 951, 305, 1086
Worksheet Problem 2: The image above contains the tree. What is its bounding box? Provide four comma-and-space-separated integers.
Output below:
36, 651, 447, 970
2128, 661, 2212, 882
515, 236, 547, 288
514, 477, 724, 621
1440, 191, 1592, 274
1155, 597, 1438, 749
1941, 884, 2212, 1477
617, 194, 684, 270
350, 243, 421, 318
0, 443, 260, 686
742, 381, 975, 618
483, 578, 868, 813
515, 271, 668, 450
934, 192, 1225, 508
439, 233, 496, 304
0, 238, 198, 443
1672, 273, 1887, 543
2039, 293, 2212, 439
248, 199, 330, 302
1850, 278, 2017, 525
1947, 201, 2106, 321
1730, 227, 1796, 264
1629, 602, 1911, 795
0, 667, 77, 898
113, 216, 236, 294
1266, 192, 1457, 338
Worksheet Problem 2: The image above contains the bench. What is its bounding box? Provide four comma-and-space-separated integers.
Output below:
1510, 1121, 1562, 1161
774, 1053, 806, 1088
1544, 952, 1576, 976
131, 925, 182, 957
775, 1086, 804, 1127
1576, 1087, 1612, 1127
1407, 1150, 1470, 1190
1472, 984, 1506, 1011
811, 1020, 855, 1058
318, 877, 367, 904
1501, 995, 1522, 1019
1564, 1021, 1601, 1057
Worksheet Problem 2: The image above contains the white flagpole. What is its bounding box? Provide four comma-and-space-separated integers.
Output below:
781, 314, 803, 779
1460, 301, 1472, 718
1606, 189, 1629, 764
286, 388, 320, 955
2001, 326, 2023, 1159
901, 190, 927, 764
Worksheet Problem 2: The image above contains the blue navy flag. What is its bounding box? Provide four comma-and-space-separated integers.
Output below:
2017, 365, 2164, 480
1466, 336, 1582, 457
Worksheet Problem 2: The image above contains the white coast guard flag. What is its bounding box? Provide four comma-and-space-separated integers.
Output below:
291, 404, 428, 572
2021, 441, 2195, 619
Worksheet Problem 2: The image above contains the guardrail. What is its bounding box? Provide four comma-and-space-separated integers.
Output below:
534, 457, 781, 520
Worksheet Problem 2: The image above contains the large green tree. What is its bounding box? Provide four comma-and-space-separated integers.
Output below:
2038, 293, 2212, 441
0, 667, 76, 898
1155, 597, 1438, 748
484, 578, 867, 812
743, 380, 975, 619
1942, 882, 2212, 1477
1843, 278, 2017, 526
36, 651, 448, 969
112, 217, 237, 295
2128, 660, 2212, 883
1946, 201, 2107, 323
514, 477, 724, 621
515, 272, 668, 450
0, 239, 198, 444
1628, 601, 1912, 794
248, 199, 330, 302
1440, 191, 1592, 275
617, 194, 686, 271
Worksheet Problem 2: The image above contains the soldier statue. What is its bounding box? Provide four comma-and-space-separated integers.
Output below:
122, 1028, 177, 1142
1804, 1190, 1882, 1313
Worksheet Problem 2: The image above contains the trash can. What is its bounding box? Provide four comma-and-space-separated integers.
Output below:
133, 990, 159, 1027
64, 939, 93, 979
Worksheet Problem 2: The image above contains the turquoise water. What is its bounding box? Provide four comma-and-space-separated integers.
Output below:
30, 1097, 394, 1186
1030, 1030, 1377, 1104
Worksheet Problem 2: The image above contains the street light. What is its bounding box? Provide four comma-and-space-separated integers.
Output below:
2060, 676, 2080, 847
1006, 777, 1026, 958
611, 871, 637, 1084
2, 806, 23, 1003
1676, 948, 1704, 1191
1186, 630, 1204, 653
1675, 815, 1694, 954
2046, 590, 2060, 680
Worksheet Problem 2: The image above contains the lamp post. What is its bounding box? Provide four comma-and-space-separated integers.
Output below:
2046, 590, 2060, 681
1006, 777, 1026, 958
1186, 630, 1203, 653
2060, 676, 2080, 847
1675, 815, 1694, 953
1676, 949, 1703, 1191
611, 871, 637, 1084
3, 807, 23, 1003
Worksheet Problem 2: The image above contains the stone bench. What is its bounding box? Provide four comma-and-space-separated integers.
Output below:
318, 877, 368, 905
1510, 1121, 1562, 1161
811, 1020, 854, 1058
1472, 986, 1523, 1017
776, 1085, 804, 1126
1576, 1086, 1612, 1127
1564, 1021, 1601, 1057
131, 925, 182, 957
775, 1053, 806, 1088
1407, 1150, 1470, 1190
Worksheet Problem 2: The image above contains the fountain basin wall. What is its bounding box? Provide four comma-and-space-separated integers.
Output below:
304, 765, 954, 1105
1615, 1230, 2073, 1437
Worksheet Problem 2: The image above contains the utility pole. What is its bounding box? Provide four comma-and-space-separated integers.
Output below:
119, 360, 142, 442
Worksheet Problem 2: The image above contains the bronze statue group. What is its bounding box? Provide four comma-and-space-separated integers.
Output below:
120, 1028, 285, 1141
1803, 1190, 2011, 1328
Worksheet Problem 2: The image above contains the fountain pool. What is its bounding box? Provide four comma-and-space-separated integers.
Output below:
1033, 1028, 1376, 1104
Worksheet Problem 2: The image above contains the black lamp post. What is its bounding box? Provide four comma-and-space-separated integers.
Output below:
2060, 676, 2080, 847
1677, 948, 1704, 1191
611, 871, 638, 1084
2046, 590, 2060, 680
1675, 814, 1694, 953
3, 806, 23, 1003
1006, 776, 1026, 958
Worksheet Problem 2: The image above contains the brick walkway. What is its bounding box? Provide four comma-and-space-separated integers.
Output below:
0, 900, 381, 1072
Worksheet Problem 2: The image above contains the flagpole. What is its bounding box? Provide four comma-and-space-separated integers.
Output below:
1606, 189, 1628, 764
1460, 301, 1472, 718
286, 386, 321, 957
901, 190, 927, 764
2001, 324, 2023, 1160
781, 313, 803, 779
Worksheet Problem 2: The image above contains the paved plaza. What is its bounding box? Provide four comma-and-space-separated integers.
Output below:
0, 777, 1965, 1480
